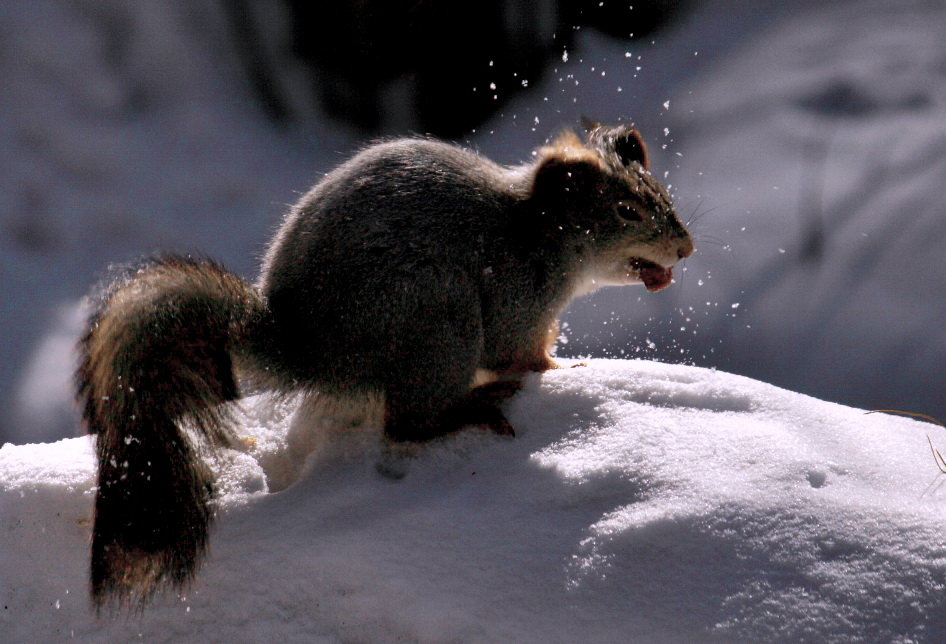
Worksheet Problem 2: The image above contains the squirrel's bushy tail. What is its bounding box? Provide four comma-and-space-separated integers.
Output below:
76, 255, 267, 611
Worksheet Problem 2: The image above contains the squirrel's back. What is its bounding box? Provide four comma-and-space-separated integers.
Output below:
262, 138, 522, 285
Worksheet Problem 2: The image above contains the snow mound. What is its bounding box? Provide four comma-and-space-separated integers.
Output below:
2, 360, 945, 641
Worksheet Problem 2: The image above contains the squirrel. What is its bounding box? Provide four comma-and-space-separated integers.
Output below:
76, 121, 694, 611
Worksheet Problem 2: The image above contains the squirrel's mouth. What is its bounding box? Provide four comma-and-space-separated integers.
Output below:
628, 257, 673, 292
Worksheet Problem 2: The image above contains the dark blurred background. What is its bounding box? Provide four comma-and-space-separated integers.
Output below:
2, 0, 944, 444
225, 0, 684, 136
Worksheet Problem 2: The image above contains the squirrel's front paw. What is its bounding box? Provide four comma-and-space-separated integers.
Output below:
547, 359, 587, 370
482, 415, 516, 437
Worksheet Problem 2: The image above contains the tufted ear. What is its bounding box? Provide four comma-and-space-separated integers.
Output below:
614, 128, 649, 170
530, 154, 603, 204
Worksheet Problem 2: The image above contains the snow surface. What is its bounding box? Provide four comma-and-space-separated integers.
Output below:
4, 2, 945, 637
3, 359, 946, 642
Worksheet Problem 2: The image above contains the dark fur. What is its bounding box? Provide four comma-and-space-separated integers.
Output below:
77, 124, 693, 610
77, 257, 267, 610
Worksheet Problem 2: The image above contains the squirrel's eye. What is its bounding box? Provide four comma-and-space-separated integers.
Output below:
615, 201, 644, 223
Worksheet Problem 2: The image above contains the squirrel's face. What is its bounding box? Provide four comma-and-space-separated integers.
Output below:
530, 124, 694, 293
585, 168, 694, 292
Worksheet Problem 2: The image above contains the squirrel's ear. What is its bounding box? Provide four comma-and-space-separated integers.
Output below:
530, 155, 603, 202
615, 128, 649, 170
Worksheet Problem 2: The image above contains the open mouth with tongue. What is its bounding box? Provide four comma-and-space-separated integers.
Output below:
628, 257, 674, 292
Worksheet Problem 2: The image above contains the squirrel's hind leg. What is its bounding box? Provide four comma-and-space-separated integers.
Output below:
377, 381, 519, 480
446, 380, 522, 437
384, 379, 521, 443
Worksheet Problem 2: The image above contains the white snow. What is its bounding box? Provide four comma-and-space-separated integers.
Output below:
4, 0, 946, 638
3, 359, 946, 641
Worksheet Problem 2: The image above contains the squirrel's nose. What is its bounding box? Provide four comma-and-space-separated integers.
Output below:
677, 237, 695, 259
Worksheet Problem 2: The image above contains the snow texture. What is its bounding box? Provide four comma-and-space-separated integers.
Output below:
4, 1, 945, 638
3, 359, 946, 642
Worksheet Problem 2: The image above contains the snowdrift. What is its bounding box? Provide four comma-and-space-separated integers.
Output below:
2, 360, 945, 642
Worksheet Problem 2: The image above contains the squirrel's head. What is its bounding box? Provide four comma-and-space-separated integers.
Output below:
528, 121, 694, 293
